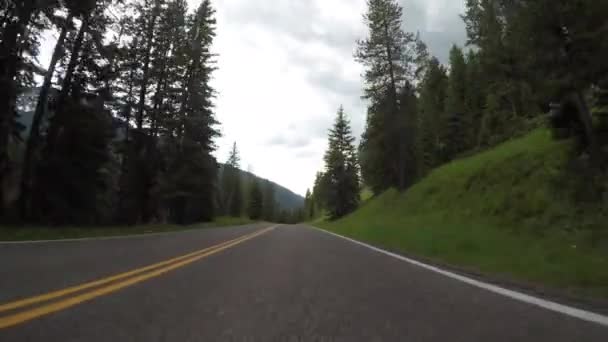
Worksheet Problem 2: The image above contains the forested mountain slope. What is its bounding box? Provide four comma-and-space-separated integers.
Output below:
223, 166, 304, 212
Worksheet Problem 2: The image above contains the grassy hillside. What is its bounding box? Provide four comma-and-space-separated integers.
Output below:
317, 129, 608, 297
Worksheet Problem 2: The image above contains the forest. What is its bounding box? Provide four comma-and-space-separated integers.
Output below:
308, 0, 608, 221
0, 0, 304, 227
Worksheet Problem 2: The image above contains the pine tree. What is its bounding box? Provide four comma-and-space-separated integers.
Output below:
165, 0, 220, 224
510, 0, 608, 161
464, 50, 485, 149
0, 1, 53, 216
221, 142, 243, 217
478, 91, 506, 147
461, 0, 515, 146
28, 0, 117, 224
20, 10, 75, 212
398, 83, 421, 185
358, 92, 392, 194
462, 0, 542, 146
247, 180, 263, 220
20, 0, 110, 219
323, 106, 360, 219
304, 189, 315, 219
311, 171, 329, 213
135, 0, 163, 130
418, 57, 448, 171
112, 0, 183, 224
262, 180, 276, 221
445, 45, 468, 159
355, 0, 425, 191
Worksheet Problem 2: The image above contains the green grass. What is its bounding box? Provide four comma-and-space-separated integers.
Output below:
360, 187, 374, 203
0, 216, 255, 241
317, 129, 608, 298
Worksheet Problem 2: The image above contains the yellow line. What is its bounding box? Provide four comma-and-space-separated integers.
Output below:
0, 226, 276, 329
0, 226, 274, 314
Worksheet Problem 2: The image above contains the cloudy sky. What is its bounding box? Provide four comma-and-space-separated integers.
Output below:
209, 0, 467, 196
39, 0, 467, 196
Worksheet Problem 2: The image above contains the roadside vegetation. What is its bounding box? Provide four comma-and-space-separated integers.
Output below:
306, 0, 608, 298
0, 216, 255, 242
318, 130, 608, 297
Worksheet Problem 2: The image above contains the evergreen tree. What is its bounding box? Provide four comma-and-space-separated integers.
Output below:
247, 180, 263, 220
478, 91, 506, 147
444, 45, 468, 159
262, 180, 276, 221
28, 0, 117, 224
220, 142, 243, 217
20, 9, 75, 215
464, 50, 485, 149
20, 0, 110, 220
135, 0, 163, 130
358, 92, 393, 194
510, 0, 608, 161
323, 106, 360, 219
398, 83, 420, 185
149, 0, 188, 137
311, 171, 329, 213
304, 189, 315, 219
418, 57, 448, 171
0, 0, 53, 215
114, 0, 189, 224
462, 0, 541, 146
355, 0, 425, 191
165, 0, 220, 224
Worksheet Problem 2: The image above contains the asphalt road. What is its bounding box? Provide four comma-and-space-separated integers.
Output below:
0, 224, 606, 341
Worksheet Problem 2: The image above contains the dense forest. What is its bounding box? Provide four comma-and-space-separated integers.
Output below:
309, 0, 608, 220
0, 0, 304, 227
219, 143, 306, 224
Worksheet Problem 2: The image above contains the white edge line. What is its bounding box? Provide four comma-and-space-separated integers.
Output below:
313, 226, 608, 327
0, 223, 266, 245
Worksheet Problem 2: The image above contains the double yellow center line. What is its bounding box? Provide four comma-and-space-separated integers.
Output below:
0, 225, 277, 329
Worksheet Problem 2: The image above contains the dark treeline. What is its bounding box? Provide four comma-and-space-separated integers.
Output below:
0, 0, 225, 226
218, 142, 304, 224
309, 0, 608, 220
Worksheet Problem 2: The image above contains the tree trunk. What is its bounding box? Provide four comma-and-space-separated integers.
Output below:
0, 2, 35, 215
136, 0, 161, 130
57, 17, 88, 106
19, 13, 74, 219
46, 16, 88, 155
382, 21, 404, 190
150, 54, 168, 137
573, 91, 601, 164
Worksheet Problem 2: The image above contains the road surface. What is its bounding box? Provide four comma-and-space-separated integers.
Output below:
0, 223, 606, 341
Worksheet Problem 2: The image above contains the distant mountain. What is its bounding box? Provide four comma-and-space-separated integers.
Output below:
220, 165, 304, 212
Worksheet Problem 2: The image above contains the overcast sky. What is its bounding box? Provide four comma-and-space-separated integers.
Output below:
210, 0, 466, 196
40, 0, 467, 196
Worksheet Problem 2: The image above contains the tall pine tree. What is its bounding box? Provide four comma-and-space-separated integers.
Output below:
444, 45, 468, 159
220, 142, 243, 217
355, 0, 425, 192
418, 57, 448, 171
247, 180, 263, 220
165, 0, 220, 224
323, 106, 360, 219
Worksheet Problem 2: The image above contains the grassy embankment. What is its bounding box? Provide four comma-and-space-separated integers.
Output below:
0, 216, 255, 241
317, 129, 608, 297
